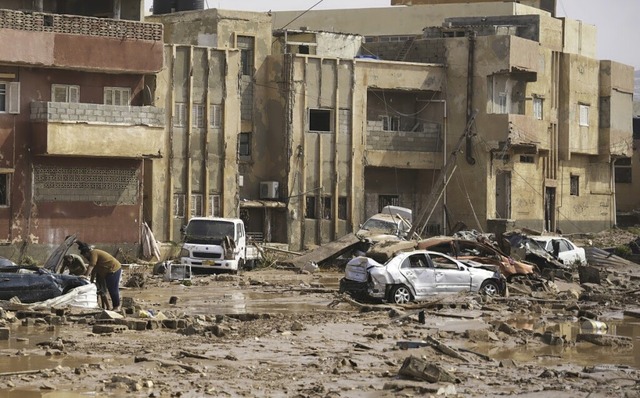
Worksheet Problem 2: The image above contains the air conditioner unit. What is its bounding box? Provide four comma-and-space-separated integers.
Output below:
260, 181, 279, 199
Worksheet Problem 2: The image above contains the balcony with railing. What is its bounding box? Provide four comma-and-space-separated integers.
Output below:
30, 101, 165, 158
0, 9, 163, 73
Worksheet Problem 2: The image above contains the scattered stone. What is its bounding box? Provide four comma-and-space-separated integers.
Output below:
500, 359, 517, 368
398, 356, 460, 383
497, 322, 518, 335
383, 380, 456, 395
579, 266, 602, 285
97, 310, 124, 320
465, 329, 499, 342
577, 333, 633, 347
92, 324, 128, 334
291, 320, 305, 331
40, 383, 56, 390
540, 331, 564, 346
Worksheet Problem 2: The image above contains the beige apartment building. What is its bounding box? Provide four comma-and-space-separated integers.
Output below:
271, 1, 633, 241
144, 0, 633, 253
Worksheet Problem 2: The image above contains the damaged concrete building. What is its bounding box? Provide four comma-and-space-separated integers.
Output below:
273, 0, 634, 240
0, 0, 633, 261
615, 101, 640, 225
135, 0, 635, 252
0, 0, 164, 260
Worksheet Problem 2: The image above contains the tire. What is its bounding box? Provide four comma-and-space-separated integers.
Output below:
389, 285, 413, 304
480, 280, 500, 296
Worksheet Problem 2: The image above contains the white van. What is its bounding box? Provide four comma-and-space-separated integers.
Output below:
179, 217, 248, 273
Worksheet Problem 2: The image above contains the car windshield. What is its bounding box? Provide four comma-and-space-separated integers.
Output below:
185, 220, 235, 244
361, 219, 397, 234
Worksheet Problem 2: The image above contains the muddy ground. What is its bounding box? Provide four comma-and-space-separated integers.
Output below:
0, 265, 639, 398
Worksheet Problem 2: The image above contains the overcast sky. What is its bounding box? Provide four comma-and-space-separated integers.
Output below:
145, 0, 640, 69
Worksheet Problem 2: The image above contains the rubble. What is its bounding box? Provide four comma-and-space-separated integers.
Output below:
0, 229, 638, 397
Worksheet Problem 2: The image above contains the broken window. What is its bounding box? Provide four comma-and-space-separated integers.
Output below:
579, 104, 590, 127
192, 104, 205, 128
0, 82, 20, 114
378, 195, 399, 212
570, 175, 579, 196
497, 92, 508, 114
533, 97, 543, 120
615, 158, 632, 184
488, 75, 525, 115
210, 104, 222, 128
239, 132, 251, 157
308, 109, 332, 132
173, 193, 185, 218
305, 196, 316, 219
0, 174, 9, 206
520, 155, 535, 164
0, 83, 6, 112
209, 194, 221, 217
174, 103, 186, 127
237, 36, 255, 76
382, 115, 400, 131
52, 84, 79, 103
191, 193, 203, 218
322, 196, 332, 219
103, 87, 130, 106
338, 197, 348, 220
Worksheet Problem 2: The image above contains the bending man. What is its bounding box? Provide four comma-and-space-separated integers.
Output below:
77, 242, 123, 311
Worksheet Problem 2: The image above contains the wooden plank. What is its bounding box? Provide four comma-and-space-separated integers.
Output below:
288, 233, 361, 269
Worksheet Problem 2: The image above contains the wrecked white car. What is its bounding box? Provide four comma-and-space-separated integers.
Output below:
340, 250, 506, 304
528, 236, 587, 266
356, 206, 412, 242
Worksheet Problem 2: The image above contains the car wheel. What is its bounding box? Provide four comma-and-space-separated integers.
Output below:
390, 285, 412, 304
481, 280, 500, 296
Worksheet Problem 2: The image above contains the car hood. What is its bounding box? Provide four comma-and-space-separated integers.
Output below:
43, 234, 77, 273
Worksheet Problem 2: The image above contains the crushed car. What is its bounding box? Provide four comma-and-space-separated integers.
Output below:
339, 250, 507, 304
356, 206, 413, 243
416, 236, 535, 280
0, 235, 91, 303
503, 231, 585, 279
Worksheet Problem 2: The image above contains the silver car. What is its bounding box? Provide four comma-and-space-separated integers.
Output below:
340, 250, 506, 304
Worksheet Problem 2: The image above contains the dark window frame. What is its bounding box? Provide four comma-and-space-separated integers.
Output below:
615, 158, 632, 184
570, 175, 579, 196
308, 108, 332, 133
239, 132, 251, 158
305, 196, 316, 219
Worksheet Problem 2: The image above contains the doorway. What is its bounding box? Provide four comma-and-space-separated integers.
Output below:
496, 171, 511, 219
545, 187, 556, 232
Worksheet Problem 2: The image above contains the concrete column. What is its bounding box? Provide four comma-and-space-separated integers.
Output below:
34, 0, 44, 12
113, 0, 121, 20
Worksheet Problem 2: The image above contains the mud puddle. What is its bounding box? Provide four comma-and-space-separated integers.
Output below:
470, 314, 640, 368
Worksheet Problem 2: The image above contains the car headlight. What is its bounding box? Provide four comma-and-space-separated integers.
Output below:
179, 248, 189, 257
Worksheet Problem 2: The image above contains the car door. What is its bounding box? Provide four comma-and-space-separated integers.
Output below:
399, 253, 435, 296
554, 238, 583, 265
429, 253, 471, 293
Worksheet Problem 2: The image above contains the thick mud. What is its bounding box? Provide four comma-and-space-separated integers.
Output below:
0, 267, 637, 397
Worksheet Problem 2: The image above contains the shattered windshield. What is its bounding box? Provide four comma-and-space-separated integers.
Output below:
361, 219, 398, 235
184, 220, 235, 244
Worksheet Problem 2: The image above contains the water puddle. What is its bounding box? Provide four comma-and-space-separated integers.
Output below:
470, 314, 640, 368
